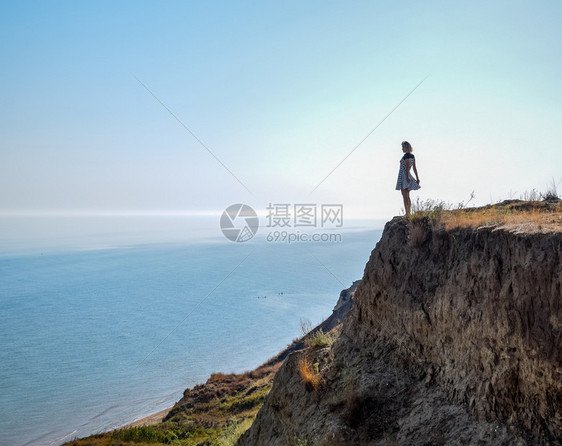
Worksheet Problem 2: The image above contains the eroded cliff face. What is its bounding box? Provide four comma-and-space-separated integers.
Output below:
239, 217, 562, 445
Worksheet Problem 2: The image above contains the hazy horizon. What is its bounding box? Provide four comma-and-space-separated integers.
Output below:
1, 1, 561, 222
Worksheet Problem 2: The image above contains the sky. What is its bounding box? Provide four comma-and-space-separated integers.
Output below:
1, 0, 561, 220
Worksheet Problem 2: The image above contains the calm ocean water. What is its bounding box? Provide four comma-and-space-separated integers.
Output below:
0, 216, 383, 446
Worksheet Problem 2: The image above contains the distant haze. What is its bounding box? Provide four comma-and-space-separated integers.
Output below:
1, 1, 561, 221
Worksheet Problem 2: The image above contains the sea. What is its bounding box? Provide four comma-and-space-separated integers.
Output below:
0, 215, 384, 446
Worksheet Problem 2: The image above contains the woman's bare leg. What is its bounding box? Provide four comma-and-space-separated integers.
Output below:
401, 189, 411, 216
407, 191, 411, 214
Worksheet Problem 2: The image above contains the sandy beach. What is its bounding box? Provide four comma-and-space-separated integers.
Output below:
118, 407, 172, 430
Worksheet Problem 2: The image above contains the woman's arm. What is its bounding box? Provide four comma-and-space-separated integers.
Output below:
413, 161, 420, 184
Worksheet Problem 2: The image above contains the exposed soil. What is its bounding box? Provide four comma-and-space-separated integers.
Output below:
239, 203, 562, 445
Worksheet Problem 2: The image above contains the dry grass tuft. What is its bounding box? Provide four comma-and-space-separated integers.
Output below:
410, 196, 561, 233
440, 204, 562, 231
299, 357, 321, 392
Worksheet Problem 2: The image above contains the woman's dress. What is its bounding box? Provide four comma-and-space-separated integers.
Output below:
395, 153, 420, 191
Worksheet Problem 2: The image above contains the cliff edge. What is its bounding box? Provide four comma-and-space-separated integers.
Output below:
239, 205, 562, 445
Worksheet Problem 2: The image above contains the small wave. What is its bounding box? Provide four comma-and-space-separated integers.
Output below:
22, 429, 77, 446
48, 430, 78, 446
89, 404, 120, 421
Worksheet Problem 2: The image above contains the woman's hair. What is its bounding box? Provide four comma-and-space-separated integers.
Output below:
401, 141, 413, 152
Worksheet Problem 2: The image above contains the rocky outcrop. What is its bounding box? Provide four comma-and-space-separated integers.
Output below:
316, 280, 360, 334
239, 215, 562, 445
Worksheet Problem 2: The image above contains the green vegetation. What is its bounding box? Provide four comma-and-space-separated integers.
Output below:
111, 423, 209, 444
305, 329, 334, 348
214, 418, 254, 446
65, 373, 275, 446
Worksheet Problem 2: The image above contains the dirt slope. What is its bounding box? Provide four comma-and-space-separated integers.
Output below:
239, 211, 562, 445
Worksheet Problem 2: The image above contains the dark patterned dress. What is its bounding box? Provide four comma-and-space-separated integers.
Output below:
395, 153, 420, 191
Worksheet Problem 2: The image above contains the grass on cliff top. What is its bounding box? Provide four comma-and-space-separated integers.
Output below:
410, 191, 561, 232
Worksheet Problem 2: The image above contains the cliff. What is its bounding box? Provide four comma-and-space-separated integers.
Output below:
239, 205, 562, 445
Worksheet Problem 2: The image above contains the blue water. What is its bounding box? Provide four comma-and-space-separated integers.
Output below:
0, 216, 382, 446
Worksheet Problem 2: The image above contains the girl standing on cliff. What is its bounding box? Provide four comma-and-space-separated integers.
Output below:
396, 141, 420, 216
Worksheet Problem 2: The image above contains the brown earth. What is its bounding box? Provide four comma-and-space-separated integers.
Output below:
239, 202, 562, 445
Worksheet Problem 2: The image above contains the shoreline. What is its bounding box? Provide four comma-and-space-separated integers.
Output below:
116, 407, 173, 430
62, 280, 360, 445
